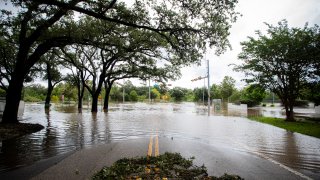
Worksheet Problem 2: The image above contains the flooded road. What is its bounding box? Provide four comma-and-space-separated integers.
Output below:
0, 102, 319, 178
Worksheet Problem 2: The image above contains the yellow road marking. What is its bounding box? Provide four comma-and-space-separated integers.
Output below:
155, 135, 159, 156
147, 136, 153, 157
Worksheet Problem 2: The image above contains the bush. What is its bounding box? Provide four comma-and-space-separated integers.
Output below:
137, 95, 146, 101
240, 99, 259, 107
51, 95, 59, 103
24, 95, 42, 102
270, 104, 275, 107
0, 89, 6, 97
129, 90, 138, 101
262, 103, 266, 107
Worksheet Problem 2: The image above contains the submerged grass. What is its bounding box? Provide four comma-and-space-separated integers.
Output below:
93, 152, 243, 180
249, 117, 320, 138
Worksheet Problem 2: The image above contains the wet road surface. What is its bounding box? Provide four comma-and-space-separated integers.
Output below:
0, 102, 319, 179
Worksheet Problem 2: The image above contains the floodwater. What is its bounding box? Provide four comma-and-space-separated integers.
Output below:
0, 102, 319, 178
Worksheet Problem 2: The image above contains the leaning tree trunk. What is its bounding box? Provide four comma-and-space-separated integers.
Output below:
103, 87, 111, 112
2, 62, 26, 123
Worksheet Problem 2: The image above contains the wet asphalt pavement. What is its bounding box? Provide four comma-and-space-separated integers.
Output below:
2, 137, 313, 180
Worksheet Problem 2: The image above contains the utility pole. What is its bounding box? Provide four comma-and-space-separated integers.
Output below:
122, 79, 125, 103
207, 59, 210, 116
272, 92, 274, 105
203, 78, 205, 105
191, 75, 208, 107
148, 79, 151, 103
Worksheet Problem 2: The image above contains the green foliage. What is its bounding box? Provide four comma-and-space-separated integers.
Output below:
184, 90, 195, 102
193, 87, 208, 102
135, 86, 148, 97
0, 88, 6, 97
151, 88, 161, 100
23, 84, 47, 102
249, 117, 320, 138
52, 83, 77, 101
300, 83, 320, 106
240, 84, 266, 107
210, 84, 221, 99
1, 0, 239, 122
24, 95, 42, 102
51, 95, 59, 103
236, 20, 320, 120
220, 76, 236, 100
137, 95, 147, 102
92, 152, 243, 180
169, 87, 187, 102
229, 89, 241, 103
129, 90, 138, 101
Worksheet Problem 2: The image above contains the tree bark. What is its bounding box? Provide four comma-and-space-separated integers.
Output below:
45, 84, 53, 108
103, 86, 111, 112
91, 94, 99, 112
45, 63, 53, 108
283, 100, 295, 122
2, 61, 26, 123
77, 81, 85, 110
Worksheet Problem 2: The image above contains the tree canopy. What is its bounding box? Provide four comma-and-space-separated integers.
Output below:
0, 0, 239, 123
235, 20, 320, 121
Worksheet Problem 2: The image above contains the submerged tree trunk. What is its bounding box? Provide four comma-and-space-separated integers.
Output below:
45, 84, 53, 108
2, 60, 26, 123
283, 99, 295, 122
103, 87, 111, 112
77, 82, 85, 111
91, 94, 99, 112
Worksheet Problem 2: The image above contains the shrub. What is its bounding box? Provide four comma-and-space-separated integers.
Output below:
129, 90, 138, 101
51, 95, 59, 103
24, 95, 42, 102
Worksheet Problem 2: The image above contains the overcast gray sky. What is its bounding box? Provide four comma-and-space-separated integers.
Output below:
169, 0, 320, 89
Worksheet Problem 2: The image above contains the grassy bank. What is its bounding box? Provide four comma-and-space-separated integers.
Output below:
249, 117, 320, 138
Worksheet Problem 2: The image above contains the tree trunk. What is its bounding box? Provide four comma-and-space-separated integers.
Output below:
91, 94, 99, 112
45, 85, 53, 108
287, 103, 295, 121
77, 83, 84, 110
283, 101, 295, 122
78, 97, 83, 109
103, 87, 111, 112
2, 67, 25, 123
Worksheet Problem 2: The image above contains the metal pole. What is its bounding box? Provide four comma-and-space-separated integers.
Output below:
148, 79, 151, 103
272, 92, 274, 104
207, 59, 210, 116
122, 80, 125, 103
203, 78, 205, 105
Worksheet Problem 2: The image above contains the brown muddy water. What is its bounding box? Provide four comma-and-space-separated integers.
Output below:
0, 102, 319, 178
